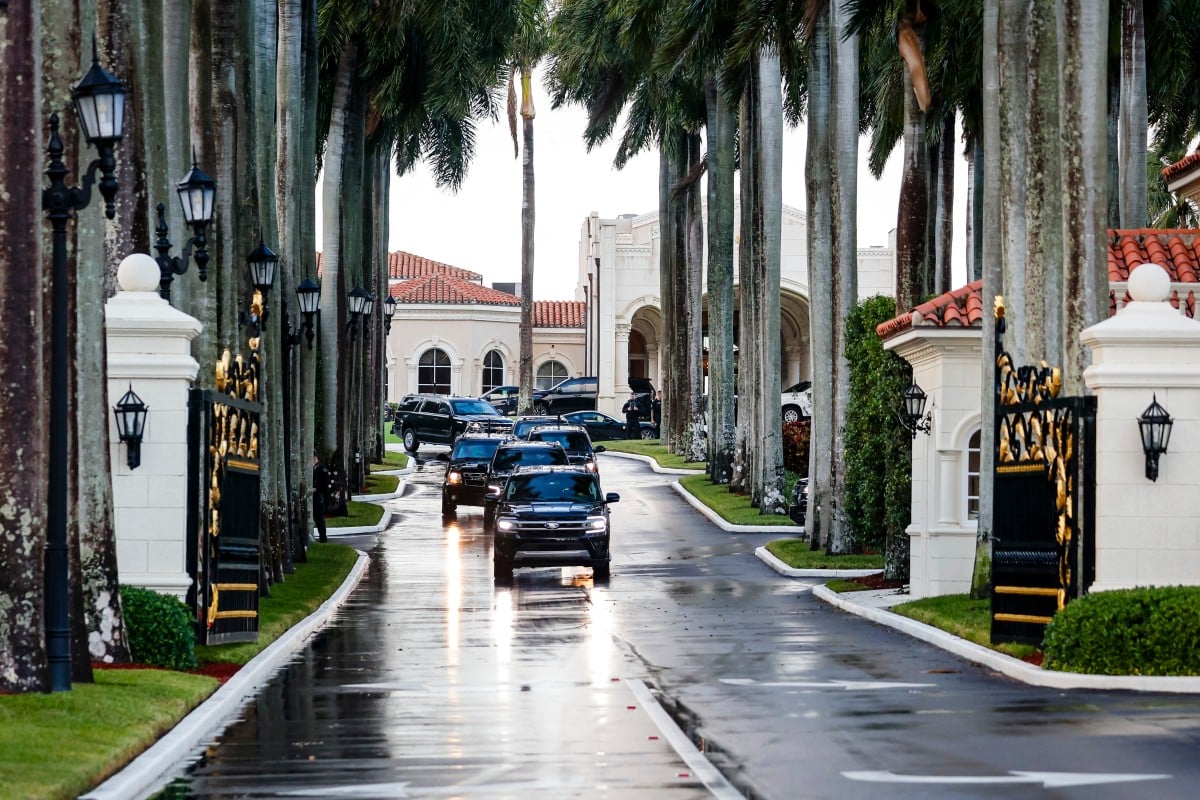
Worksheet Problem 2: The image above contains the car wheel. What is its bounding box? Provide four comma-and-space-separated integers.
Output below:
441, 496, 456, 517
640, 427, 656, 440
534, 402, 549, 415
403, 428, 419, 452
592, 561, 611, 581
782, 405, 801, 425
493, 556, 512, 581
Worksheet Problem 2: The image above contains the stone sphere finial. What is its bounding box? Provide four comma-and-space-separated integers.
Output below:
117, 253, 162, 294
1127, 262, 1171, 303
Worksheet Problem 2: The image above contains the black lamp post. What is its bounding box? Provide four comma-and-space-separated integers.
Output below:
900, 382, 933, 438
247, 237, 279, 296
285, 277, 321, 350
383, 294, 397, 335
42, 42, 126, 692
1138, 395, 1173, 482
113, 386, 149, 469
346, 286, 368, 341
154, 154, 216, 302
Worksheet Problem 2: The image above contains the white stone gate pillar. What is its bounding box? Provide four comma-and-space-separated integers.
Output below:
106, 254, 201, 599
1082, 263, 1200, 592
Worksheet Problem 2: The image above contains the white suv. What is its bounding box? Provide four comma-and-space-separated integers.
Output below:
782, 381, 812, 424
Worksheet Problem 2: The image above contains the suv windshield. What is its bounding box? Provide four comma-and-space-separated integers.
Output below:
452, 440, 503, 460
529, 430, 592, 453
506, 473, 600, 502
492, 446, 567, 472
452, 399, 501, 416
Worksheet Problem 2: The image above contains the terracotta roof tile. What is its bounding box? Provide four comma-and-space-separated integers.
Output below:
879, 230, 1200, 339
390, 274, 519, 306
388, 251, 483, 282
1163, 152, 1200, 183
533, 300, 586, 328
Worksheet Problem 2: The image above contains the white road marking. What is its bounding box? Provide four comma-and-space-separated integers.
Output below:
281, 777, 590, 797
721, 678, 935, 690
626, 678, 744, 800
843, 770, 1172, 788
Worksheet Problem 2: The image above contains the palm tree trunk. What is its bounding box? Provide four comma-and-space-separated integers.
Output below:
734, 77, 760, 496
1118, 0, 1147, 229
934, 115, 955, 295
705, 76, 736, 484
684, 132, 706, 463
805, 14, 833, 546
896, 68, 929, 312
519, 69, 536, 415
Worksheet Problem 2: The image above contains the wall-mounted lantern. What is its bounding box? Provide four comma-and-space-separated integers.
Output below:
900, 382, 933, 438
113, 385, 148, 469
155, 153, 217, 300
1138, 394, 1173, 482
383, 295, 397, 335
247, 237, 279, 295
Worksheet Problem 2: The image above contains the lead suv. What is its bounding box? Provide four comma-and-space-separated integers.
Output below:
483, 440, 569, 530
490, 466, 619, 581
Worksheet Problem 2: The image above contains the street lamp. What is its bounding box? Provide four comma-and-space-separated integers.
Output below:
247, 236, 279, 295
286, 277, 321, 350
112, 386, 149, 469
154, 154, 217, 301
347, 286, 368, 341
1138, 395, 1173, 482
42, 41, 126, 692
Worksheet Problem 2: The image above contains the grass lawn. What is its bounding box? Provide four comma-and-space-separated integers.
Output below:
887, 593, 1036, 661
384, 429, 401, 445
600, 439, 706, 471
362, 473, 399, 495
327, 499, 385, 528
371, 451, 408, 470
678, 474, 799, 526
0, 542, 359, 800
765, 539, 884, 570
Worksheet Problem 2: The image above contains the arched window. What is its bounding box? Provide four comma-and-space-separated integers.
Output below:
418, 348, 451, 394
536, 360, 568, 390
482, 350, 504, 393
965, 428, 981, 520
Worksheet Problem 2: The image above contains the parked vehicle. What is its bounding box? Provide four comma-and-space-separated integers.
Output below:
525, 423, 604, 474
489, 465, 619, 581
442, 433, 509, 517
483, 440, 569, 530
561, 410, 656, 441
532, 376, 598, 415
629, 377, 656, 420
480, 385, 520, 415
392, 394, 514, 452
782, 380, 813, 424
511, 415, 563, 439
789, 477, 809, 525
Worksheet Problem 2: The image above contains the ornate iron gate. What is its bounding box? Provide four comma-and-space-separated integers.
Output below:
991, 298, 1096, 645
187, 347, 263, 645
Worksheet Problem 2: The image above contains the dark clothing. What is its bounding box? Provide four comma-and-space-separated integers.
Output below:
652, 397, 662, 427
622, 399, 641, 440
313, 463, 330, 543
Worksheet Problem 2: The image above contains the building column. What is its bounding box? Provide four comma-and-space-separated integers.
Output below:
615, 323, 631, 398
784, 344, 804, 385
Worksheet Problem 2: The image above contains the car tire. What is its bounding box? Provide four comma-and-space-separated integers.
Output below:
493, 556, 512, 581
592, 560, 611, 581
782, 405, 802, 425
534, 402, 549, 415
640, 427, 656, 440
441, 496, 456, 517
403, 428, 419, 452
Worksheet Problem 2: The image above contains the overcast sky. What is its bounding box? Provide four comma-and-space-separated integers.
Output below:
381, 73, 967, 300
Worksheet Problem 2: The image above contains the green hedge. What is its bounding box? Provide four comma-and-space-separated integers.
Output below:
1043, 586, 1200, 675
844, 295, 911, 569
121, 585, 198, 670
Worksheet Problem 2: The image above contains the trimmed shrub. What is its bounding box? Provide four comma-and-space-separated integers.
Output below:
121, 585, 198, 670
844, 295, 912, 573
1042, 586, 1200, 676
782, 419, 810, 477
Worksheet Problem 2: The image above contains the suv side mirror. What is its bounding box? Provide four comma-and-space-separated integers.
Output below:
485, 491, 501, 503
605, 492, 620, 503
594, 445, 606, 453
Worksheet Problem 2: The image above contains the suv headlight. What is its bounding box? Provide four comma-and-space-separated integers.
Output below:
496, 519, 516, 532
586, 516, 607, 531
585, 460, 597, 472
486, 483, 501, 494
446, 470, 462, 485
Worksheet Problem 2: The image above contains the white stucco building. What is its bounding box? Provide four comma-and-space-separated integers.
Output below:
386, 205, 897, 416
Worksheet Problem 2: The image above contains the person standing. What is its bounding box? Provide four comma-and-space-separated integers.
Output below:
312, 452, 329, 543
622, 392, 641, 440
652, 390, 662, 432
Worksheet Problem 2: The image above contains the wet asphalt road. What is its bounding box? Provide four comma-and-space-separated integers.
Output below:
159, 452, 1200, 799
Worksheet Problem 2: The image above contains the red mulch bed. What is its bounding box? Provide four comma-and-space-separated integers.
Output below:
93, 661, 242, 684
844, 573, 906, 591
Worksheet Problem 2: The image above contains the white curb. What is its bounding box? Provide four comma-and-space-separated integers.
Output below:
599, 450, 705, 475
82, 550, 371, 800
670, 482, 805, 534
755, 545, 883, 578
319, 508, 394, 539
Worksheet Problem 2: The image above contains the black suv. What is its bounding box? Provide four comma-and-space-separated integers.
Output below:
532, 376, 598, 415
483, 440, 569, 529
442, 433, 509, 516
392, 394, 514, 451
490, 466, 619, 581
525, 423, 604, 474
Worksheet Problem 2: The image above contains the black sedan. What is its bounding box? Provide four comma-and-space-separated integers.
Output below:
560, 410, 657, 441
